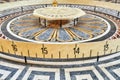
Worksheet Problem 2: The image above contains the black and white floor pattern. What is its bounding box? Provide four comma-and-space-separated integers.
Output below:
0, 52, 120, 80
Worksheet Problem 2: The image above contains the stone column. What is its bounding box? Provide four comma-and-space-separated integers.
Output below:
39, 17, 41, 25
44, 19, 47, 27
60, 20, 62, 28
74, 19, 76, 26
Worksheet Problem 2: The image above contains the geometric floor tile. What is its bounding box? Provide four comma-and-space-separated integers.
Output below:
75, 74, 93, 80
27, 71, 54, 80
98, 59, 120, 80
0, 52, 120, 80
22, 67, 60, 80
113, 68, 120, 77
65, 66, 104, 80
0, 69, 11, 80
33, 75, 50, 80
70, 70, 97, 80
0, 65, 18, 80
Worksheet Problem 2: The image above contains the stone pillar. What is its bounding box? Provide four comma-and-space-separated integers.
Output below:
39, 17, 41, 25
60, 20, 62, 28
44, 19, 47, 27
74, 19, 76, 26
76, 18, 79, 23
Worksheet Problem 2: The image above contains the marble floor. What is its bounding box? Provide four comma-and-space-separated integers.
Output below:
0, 51, 120, 80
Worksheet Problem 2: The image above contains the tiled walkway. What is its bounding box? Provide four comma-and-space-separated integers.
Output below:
0, 52, 120, 80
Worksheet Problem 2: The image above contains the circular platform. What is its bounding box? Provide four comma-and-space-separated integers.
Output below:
4, 13, 113, 43
0, 1, 120, 80
33, 7, 86, 20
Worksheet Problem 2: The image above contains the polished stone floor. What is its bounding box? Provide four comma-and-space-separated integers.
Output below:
0, 51, 120, 80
